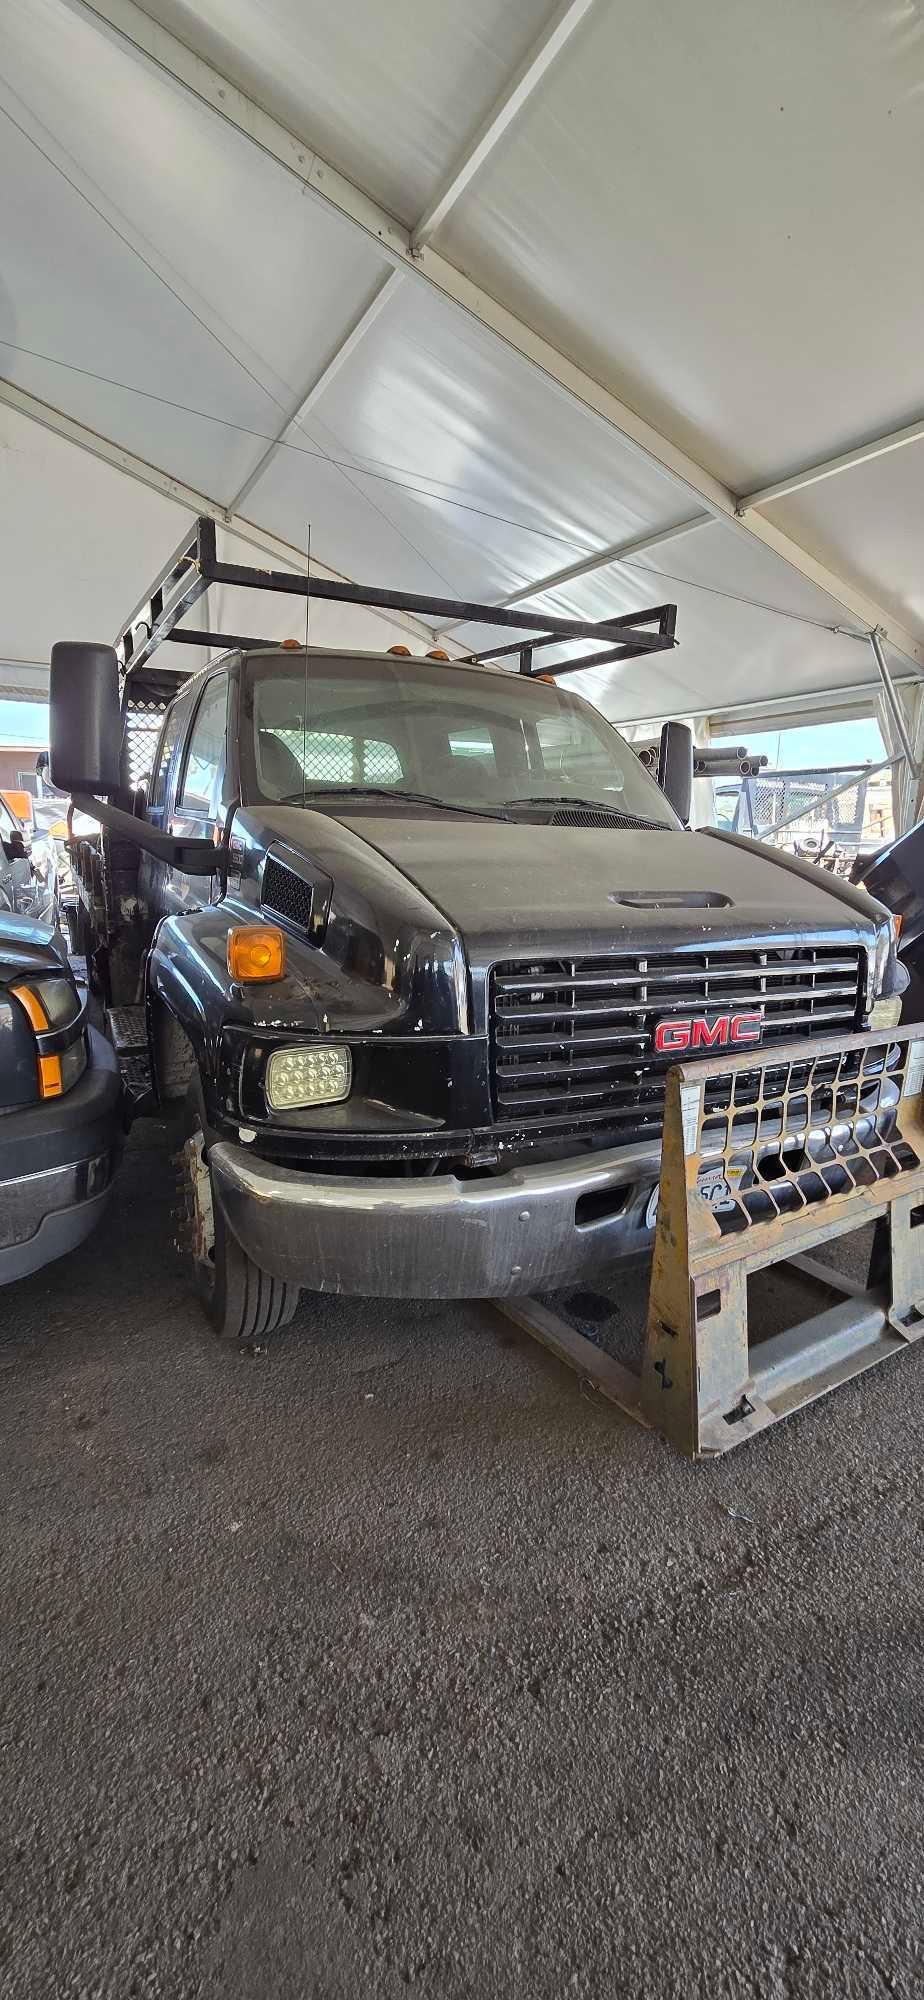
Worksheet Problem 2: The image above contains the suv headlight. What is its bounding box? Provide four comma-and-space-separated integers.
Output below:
265, 1044, 352, 1110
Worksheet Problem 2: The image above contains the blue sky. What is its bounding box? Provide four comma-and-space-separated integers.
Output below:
0, 701, 49, 746
714, 716, 886, 770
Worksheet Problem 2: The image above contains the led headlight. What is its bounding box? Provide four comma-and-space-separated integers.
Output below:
265, 1044, 352, 1111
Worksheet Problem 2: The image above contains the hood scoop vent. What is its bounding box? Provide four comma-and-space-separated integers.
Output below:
608, 889, 732, 910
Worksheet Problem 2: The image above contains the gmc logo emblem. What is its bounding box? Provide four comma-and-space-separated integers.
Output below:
653, 1012, 762, 1054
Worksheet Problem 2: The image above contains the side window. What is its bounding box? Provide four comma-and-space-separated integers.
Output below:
149, 708, 181, 813
179, 675, 229, 818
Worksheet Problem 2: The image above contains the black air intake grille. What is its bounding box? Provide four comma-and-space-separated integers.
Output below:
490, 944, 865, 1136
261, 856, 313, 933
550, 808, 662, 829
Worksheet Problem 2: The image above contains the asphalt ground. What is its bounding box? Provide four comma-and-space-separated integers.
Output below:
1, 1117, 922, 1999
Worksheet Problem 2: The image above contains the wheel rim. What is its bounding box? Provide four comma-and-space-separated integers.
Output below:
182, 1121, 215, 1282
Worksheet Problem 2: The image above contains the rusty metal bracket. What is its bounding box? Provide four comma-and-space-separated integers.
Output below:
503, 1025, 924, 1459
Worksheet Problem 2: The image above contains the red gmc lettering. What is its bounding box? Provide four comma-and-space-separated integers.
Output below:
653, 1012, 762, 1055
653, 1020, 692, 1053
690, 1016, 730, 1048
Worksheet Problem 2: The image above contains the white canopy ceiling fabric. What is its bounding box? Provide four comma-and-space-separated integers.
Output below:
1, 0, 922, 728
135, 0, 555, 228
0, 406, 436, 679
436, 0, 924, 489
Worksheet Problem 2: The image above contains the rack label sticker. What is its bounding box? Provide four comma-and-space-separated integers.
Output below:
680, 1082, 703, 1156
904, 1040, 924, 1100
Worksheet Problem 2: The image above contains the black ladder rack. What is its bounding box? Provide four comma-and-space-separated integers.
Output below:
114, 515, 677, 693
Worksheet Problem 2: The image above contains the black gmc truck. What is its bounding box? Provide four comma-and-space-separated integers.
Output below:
49, 520, 904, 1339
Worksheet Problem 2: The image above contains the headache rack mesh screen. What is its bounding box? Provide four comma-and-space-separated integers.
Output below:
123, 695, 170, 793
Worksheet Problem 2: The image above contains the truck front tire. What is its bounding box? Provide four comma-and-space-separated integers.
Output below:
177, 1078, 300, 1341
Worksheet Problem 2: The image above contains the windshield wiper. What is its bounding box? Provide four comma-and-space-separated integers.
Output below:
503, 793, 624, 810
502, 794, 669, 827
280, 785, 509, 820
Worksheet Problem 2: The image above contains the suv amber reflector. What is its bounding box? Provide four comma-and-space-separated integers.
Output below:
38, 1054, 63, 1097
227, 925, 286, 983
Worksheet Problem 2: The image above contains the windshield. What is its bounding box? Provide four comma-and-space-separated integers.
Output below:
243, 653, 678, 827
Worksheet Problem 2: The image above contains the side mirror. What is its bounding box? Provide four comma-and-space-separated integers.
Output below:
49, 642, 121, 796
657, 720, 693, 824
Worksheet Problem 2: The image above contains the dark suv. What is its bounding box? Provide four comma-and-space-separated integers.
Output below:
0, 912, 122, 1283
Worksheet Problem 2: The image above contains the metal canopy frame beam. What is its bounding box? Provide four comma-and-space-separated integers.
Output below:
739, 413, 924, 513
114, 515, 677, 677
228, 0, 596, 506
410, 0, 596, 251
60, 0, 924, 673
228, 269, 405, 511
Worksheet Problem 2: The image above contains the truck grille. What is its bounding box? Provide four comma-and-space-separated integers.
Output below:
490, 945, 865, 1136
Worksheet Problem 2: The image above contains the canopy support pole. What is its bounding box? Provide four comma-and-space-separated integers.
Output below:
870, 629, 919, 778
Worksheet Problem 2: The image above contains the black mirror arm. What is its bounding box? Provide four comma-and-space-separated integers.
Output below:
72, 794, 219, 872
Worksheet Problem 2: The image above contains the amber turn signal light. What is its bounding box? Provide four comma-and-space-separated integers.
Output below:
227, 925, 286, 983
11, 984, 63, 1098
11, 982, 49, 1032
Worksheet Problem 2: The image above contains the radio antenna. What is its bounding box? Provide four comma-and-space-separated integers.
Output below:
302, 522, 310, 810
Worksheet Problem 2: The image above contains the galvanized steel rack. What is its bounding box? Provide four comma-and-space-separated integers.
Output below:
502, 1025, 924, 1458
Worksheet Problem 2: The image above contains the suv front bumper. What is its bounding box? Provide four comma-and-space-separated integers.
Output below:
209, 1137, 662, 1299
0, 1029, 123, 1284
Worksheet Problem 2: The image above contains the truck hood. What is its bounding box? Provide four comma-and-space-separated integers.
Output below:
327, 814, 882, 960
236, 807, 886, 1039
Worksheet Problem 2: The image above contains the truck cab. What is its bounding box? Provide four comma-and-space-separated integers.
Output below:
49, 519, 904, 1341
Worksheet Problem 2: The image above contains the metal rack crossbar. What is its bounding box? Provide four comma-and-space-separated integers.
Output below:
114, 517, 677, 686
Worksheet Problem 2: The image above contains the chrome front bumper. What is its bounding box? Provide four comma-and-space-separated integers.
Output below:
209, 1139, 662, 1299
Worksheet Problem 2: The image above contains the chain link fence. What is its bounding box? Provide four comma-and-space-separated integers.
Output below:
714, 765, 894, 872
